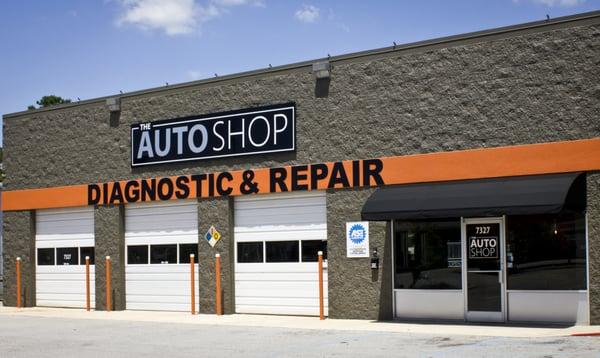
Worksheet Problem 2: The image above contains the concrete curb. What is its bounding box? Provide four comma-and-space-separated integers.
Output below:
1, 307, 599, 338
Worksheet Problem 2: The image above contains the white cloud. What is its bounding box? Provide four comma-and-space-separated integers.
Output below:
515, 0, 585, 6
116, 0, 265, 35
188, 70, 203, 80
116, 0, 202, 35
213, 0, 264, 6
295, 4, 320, 23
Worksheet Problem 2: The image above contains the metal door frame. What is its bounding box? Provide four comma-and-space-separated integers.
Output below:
462, 216, 507, 322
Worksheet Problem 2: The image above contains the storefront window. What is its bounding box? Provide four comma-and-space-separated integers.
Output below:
506, 213, 587, 290
394, 220, 462, 289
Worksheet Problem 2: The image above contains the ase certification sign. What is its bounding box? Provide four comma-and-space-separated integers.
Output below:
131, 103, 295, 167
346, 222, 369, 258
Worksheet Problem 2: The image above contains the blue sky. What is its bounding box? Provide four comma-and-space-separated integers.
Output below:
1, 0, 599, 146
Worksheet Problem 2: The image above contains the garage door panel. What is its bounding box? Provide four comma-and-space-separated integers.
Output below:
235, 304, 329, 316
235, 227, 327, 238
235, 204, 326, 216
36, 210, 94, 234
125, 200, 199, 311
126, 302, 192, 311
125, 275, 195, 282
125, 215, 197, 230
125, 231, 197, 239
235, 263, 326, 272
125, 294, 195, 304
35, 271, 95, 281
235, 207, 326, 223
36, 241, 94, 250
37, 298, 96, 309
36, 210, 93, 222
235, 297, 329, 307
235, 210, 326, 228
235, 193, 325, 207
126, 265, 195, 274
235, 272, 325, 281
36, 207, 95, 309
234, 191, 328, 316
126, 284, 198, 297
36, 221, 94, 235
37, 281, 96, 295
235, 281, 328, 298
36, 211, 92, 221
125, 234, 198, 245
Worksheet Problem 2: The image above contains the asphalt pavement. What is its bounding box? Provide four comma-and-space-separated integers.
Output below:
0, 314, 598, 358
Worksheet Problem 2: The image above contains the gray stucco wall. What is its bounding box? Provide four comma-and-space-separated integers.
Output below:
2, 17, 599, 321
327, 188, 391, 320
197, 197, 233, 314
3, 24, 600, 191
587, 173, 600, 324
2, 211, 35, 307
94, 205, 125, 310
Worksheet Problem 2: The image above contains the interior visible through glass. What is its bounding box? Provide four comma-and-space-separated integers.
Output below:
394, 220, 462, 289
506, 213, 587, 290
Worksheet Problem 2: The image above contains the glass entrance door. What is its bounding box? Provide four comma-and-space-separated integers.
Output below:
463, 218, 505, 322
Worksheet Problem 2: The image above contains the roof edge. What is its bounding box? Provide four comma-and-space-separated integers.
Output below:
5, 9, 600, 120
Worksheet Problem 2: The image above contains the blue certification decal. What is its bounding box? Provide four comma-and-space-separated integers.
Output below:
348, 223, 366, 244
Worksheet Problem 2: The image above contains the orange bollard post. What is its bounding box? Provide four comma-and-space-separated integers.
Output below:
190, 254, 196, 315
318, 251, 324, 320
105, 256, 112, 312
215, 253, 222, 316
85, 256, 91, 312
16, 257, 22, 309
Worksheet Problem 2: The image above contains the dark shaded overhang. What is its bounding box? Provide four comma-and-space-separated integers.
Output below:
361, 173, 585, 221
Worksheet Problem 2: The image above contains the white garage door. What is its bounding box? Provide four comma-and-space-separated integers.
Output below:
234, 191, 328, 316
125, 200, 199, 311
36, 207, 95, 308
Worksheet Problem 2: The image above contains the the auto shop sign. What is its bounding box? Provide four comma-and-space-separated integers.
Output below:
468, 224, 499, 259
131, 103, 295, 167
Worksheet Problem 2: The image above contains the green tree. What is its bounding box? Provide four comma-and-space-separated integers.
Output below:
28, 95, 71, 110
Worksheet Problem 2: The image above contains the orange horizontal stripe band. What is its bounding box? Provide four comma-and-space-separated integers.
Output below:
3, 137, 600, 211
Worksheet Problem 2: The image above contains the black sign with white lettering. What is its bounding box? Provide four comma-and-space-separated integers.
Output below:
466, 223, 501, 271
468, 236, 498, 259
131, 103, 295, 167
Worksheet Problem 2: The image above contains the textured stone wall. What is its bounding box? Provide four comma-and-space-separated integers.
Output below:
587, 173, 600, 324
2, 20, 600, 317
2, 211, 35, 307
94, 205, 126, 310
3, 24, 599, 191
197, 197, 233, 314
327, 188, 391, 320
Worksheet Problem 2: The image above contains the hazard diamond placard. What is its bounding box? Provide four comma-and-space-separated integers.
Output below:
204, 225, 222, 247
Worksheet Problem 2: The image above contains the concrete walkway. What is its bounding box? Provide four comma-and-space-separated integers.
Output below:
0, 305, 598, 338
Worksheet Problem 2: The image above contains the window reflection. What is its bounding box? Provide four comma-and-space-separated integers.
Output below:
506, 213, 586, 290
394, 220, 462, 289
